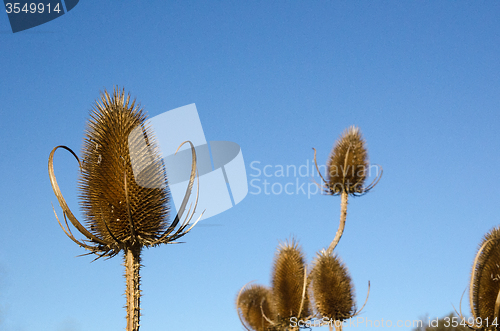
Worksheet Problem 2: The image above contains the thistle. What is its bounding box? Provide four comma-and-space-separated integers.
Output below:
236, 284, 276, 331
271, 240, 311, 325
48, 87, 200, 331
310, 251, 368, 331
456, 227, 500, 330
325, 126, 369, 196
236, 240, 369, 331
313, 126, 382, 255
236, 240, 310, 331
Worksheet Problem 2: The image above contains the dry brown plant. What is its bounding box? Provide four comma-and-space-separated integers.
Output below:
48, 87, 201, 331
313, 126, 382, 255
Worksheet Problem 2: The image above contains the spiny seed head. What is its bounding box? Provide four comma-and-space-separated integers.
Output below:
79, 87, 169, 248
471, 226, 500, 320
327, 126, 368, 195
310, 251, 356, 321
271, 239, 311, 321
237, 284, 276, 331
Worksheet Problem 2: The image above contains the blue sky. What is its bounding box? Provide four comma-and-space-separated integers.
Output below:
1, 1, 500, 330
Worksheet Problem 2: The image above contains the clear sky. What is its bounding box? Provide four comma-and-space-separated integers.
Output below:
1, 1, 500, 331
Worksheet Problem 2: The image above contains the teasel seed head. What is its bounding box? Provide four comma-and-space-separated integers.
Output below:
310, 251, 356, 321
313, 126, 382, 196
49, 87, 201, 331
79, 88, 169, 247
271, 239, 311, 323
470, 226, 500, 323
327, 126, 368, 195
48, 87, 200, 259
237, 284, 276, 331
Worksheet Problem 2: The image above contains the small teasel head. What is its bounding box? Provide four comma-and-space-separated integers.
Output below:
310, 251, 356, 321
327, 126, 367, 194
313, 126, 381, 196
236, 284, 276, 331
470, 226, 500, 323
271, 239, 311, 324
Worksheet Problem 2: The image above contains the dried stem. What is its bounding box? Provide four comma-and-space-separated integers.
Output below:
125, 246, 142, 331
326, 191, 348, 255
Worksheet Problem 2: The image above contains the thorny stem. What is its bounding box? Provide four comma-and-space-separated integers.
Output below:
326, 191, 348, 256
125, 246, 142, 331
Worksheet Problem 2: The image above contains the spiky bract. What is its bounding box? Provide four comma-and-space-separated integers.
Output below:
271, 240, 310, 323
237, 284, 276, 331
326, 126, 368, 195
471, 226, 500, 321
310, 251, 355, 321
79, 88, 169, 252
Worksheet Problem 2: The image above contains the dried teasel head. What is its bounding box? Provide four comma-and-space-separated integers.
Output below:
236, 283, 276, 331
271, 239, 310, 324
80, 88, 166, 246
313, 126, 381, 196
469, 226, 500, 323
310, 251, 356, 321
327, 126, 367, 194
48, 87, 200, 259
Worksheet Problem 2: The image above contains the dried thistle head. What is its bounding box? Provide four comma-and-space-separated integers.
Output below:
327, 126, 368, 195
271, 239, 310, 322
237, 284, 276, 331
313, 126, 381, 196
79, 88, 169, 248
470, 226, 500, 322
49, 87, 199, 259
310, 251, 356, 321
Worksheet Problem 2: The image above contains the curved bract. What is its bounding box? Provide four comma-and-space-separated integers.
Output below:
48, 88, 201, 258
